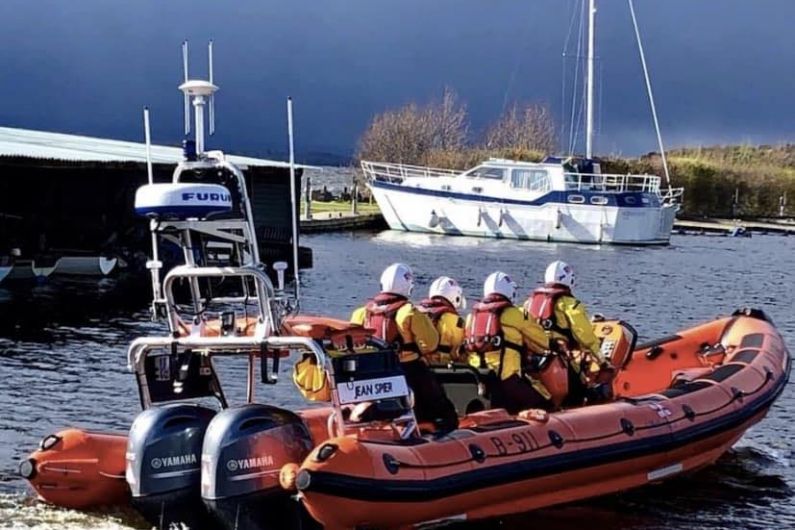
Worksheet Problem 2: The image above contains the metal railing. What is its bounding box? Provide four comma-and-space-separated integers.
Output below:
361, 161, 460, 183
563, 172, 662, 193
162, 264, 277, 336
127, 335, 329, 409
660, 186, 685, 203
363, 160, 684, 204
128, 334, 418, 438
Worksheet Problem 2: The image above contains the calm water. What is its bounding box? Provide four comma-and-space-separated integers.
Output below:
0, 232, 793, 529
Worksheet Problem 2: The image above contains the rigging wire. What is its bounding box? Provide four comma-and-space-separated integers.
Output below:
628, 0, 671, 187
567, 0, 586, 154
560, 0, 580, 152
570, 3, 589, 155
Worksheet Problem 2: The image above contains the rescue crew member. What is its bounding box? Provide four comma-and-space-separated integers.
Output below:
464, 271, 553, 414
418, 276, 467, 364
524, 260, 610, 403
524, 260, 603, 361
351, 263, 458, 432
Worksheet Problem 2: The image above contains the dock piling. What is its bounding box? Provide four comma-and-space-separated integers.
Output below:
304, 176, 312, 220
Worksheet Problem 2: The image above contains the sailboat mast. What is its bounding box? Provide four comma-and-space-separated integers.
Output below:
585, 0, 596, 159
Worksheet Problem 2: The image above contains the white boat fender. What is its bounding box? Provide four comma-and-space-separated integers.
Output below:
498, 208, 507, 228
429, 210, 440, 228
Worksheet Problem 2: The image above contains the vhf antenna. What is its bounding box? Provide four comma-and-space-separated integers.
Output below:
208, 40, 215, 135
182, 41, 190, 135
180, 40, 218, 157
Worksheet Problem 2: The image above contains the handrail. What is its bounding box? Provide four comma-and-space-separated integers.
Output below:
660, 186, 685, 203
363, 160, 668, 195
361, 160, 460, 183
127, 334, 340, 428
562, 172, 662, 194
162, 264, 277, 335
127, 332, 420, 438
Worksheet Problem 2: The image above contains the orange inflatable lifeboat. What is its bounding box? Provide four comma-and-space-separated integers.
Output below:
294, 310, 790, 530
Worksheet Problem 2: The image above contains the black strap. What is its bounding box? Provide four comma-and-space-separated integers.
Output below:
497, 344, 506, 379
401, 342, 421, 354
544, 316, 576, 347
478, 351, 487, 369
503, 340, 526, 355
437, 344, 453, 354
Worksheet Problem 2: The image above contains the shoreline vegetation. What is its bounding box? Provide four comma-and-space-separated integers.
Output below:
351, 89, 794, 219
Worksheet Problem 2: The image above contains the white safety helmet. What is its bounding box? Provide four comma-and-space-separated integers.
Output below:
545, 260, 576, 288
483, 271, 517, 302
380, 263, 415, 297
429, 276, 467, 310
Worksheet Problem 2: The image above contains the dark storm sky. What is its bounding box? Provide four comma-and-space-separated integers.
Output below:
1, 0, 793, 161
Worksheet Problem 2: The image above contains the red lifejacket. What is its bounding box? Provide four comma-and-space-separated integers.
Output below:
418, 297, 457, 325
524, 284, 575, 342
464, 294, 525, 366
363, 293, 416, 352
419, 297, 459, 354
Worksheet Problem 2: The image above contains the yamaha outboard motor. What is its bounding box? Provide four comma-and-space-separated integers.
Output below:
126, 404, 215, 529
202, 404, 315, 530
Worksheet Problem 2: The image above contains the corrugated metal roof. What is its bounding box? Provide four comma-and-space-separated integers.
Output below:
0, 126, 313, 169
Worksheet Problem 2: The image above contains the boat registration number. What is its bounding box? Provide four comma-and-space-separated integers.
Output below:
337, 375, 409, 405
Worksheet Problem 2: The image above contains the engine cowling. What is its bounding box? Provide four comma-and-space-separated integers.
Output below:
201, 404, 316, 530
126, 403, 215, 529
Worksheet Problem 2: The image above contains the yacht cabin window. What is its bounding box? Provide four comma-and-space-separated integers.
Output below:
465, 166, 506, 180
510, 169, 550, 192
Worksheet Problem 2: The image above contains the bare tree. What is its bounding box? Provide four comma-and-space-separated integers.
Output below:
357, 104, 428, 164
357, 88, 469, 165
485, 103, 557, 154
427, 88, 468, 151
357, 94, 557, 167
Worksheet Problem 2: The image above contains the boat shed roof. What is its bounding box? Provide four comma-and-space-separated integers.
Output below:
0, 126, 313, 169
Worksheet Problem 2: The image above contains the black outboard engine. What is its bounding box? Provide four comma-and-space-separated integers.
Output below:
201, 404, 315, 530
126, 404, 215, 529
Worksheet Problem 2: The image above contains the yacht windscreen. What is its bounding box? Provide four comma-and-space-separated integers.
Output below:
511, 169, 550, 192
465, 167, 506, 180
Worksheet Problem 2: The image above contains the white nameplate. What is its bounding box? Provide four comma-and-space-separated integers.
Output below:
337, 375, 409, 405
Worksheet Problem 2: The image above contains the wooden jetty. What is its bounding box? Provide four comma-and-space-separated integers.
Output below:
300, 211, 385, 233
673, 218, 795, 235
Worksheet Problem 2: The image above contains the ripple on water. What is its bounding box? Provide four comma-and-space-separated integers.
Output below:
0, 233, 793, 529
0, 493, 147, 530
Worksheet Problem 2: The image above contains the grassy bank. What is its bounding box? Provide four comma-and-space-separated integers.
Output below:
604, 145, 795, 218
301, 199, 380, 217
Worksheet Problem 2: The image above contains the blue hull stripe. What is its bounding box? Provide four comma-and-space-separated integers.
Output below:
370, 179, 660, 208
